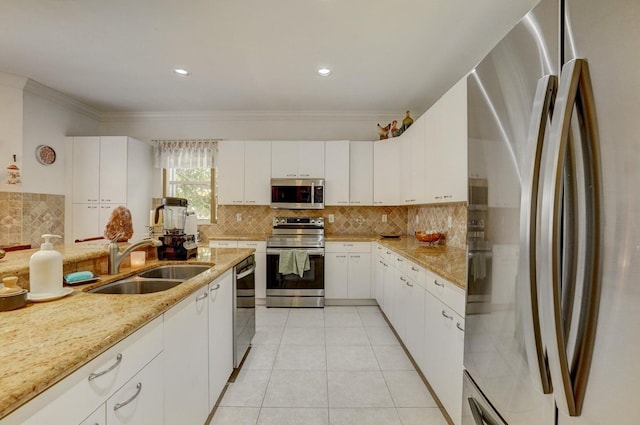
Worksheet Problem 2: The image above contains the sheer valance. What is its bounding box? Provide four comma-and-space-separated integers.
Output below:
153, 139, 219, 169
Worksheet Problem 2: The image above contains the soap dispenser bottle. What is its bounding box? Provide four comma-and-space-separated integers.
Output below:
29, 234, 63, 295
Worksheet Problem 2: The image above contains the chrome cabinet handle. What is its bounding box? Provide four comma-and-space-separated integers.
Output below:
396, 258, 403, 262
406, 281, 414, 288
210, 283, 221, 292
540, 59, 602, 417
456, 322, 464, 332
113, 382, 142, 411
441, 310, 453, 320
196, 292, 208, 301
400, 276, 407, 282
88, 353, 122, 381
411, 266, 419, 272
433, 280, 444, 287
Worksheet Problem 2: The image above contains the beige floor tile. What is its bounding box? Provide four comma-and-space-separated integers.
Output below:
274, 344, 327, 370
325, 327, 370, 346
365, 326, 401, 345
257, 407, 329, 425
326, 345, 380, 371
242, 344, 279, 370
281, 326, 326, 345
252, 326, 285, 345
372, 345, 415, 370
396, 407, 449, 425
263, 370, 328, 408
327, 371, 394, 408
324, 311, 363, 327
358, 311, 389, 327
383, 371, 438, 408
211, 407, 260, 425
219, 369, 271, 407
329, 407, 402, 425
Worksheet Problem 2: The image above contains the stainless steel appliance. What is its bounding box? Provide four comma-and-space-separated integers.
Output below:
266, 216, 325, 307
234, 255, 256, 368
464, 0, 640, 424
154, 197, 198, 260
270, 178, 324, 210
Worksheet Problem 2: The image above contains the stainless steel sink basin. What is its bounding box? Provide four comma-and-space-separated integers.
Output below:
136, 264, 211, 280
88, 278, 184, 295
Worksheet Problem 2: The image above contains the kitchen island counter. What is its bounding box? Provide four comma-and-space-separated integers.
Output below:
0, 246, 253, 420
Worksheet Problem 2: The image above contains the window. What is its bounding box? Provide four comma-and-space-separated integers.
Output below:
164, 167, 216, 222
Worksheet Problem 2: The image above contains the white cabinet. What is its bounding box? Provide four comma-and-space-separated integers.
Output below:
80, 406, 105, 425
424, 78, 468, 204
218, 141, 272, 205
164, 287, 210, 425
217, 141, 245, 205
373, 244, 386, 306
373, 139, 401, 205
2, 318, 163, 425
65, 136, 153, 243
106, 353, 164, 425
238, 241, 267, 300
208, 270, 234, 408
325, 242, 372, 299
325, 140, 350, 205
244, 141, 272, 204
271, 141, 325, 178
349, 142, 373, 205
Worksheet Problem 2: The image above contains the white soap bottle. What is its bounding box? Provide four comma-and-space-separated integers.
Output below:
29, 234, 63, 295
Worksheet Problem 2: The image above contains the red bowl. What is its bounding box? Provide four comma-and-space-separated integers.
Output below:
415, 232, 445, 243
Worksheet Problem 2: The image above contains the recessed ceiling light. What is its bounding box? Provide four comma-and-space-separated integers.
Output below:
317, 68, 331, 77
173, 68, 191, 77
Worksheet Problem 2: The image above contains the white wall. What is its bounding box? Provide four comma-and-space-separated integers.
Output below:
0, 73, 27, 193
22, 87, 100, 195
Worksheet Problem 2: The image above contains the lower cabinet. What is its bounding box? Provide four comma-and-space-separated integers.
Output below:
164, 287, 210, 425
106, 353, 164, 425
208, 270, 234, 409
80, 406, 105, 425
325, 242, 371, 299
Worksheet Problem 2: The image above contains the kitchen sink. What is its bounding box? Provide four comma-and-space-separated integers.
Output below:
87, 278, 184, 295
87, 264, 211, 295
136, 264, 211, 280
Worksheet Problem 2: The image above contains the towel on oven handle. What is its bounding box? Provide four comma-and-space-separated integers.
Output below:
278, 249, 311, 278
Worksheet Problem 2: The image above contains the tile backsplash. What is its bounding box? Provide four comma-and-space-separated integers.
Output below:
198, 203, 467, 249
0, 192, 65, 248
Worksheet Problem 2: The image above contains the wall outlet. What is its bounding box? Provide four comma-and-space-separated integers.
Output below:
328, 214, 335, 223
382, 214, 387, 223
447, 216, 452, 228
236, 213, 242, 222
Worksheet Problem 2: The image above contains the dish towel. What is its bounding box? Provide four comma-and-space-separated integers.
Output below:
278, 250, 310, 278
471, 253, 487, 282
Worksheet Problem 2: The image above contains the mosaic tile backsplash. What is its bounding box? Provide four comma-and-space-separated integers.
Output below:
407, 203, 468, 249
0, 192, 65, 248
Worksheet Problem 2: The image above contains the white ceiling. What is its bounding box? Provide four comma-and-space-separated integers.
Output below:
0, 0, 539, 115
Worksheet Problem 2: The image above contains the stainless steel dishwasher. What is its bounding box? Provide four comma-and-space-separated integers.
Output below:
234, 255, 256, 368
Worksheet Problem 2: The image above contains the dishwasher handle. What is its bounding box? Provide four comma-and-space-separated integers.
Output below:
236, 265, 256, 280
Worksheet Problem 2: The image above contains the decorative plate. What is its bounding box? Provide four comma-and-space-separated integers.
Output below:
35, 145, 56, 165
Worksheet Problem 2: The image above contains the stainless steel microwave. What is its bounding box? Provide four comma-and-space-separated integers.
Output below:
270, 178, 324, 209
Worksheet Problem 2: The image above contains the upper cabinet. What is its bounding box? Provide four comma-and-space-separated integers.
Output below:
271, 141, 325, 178
66, 136, 153, 243
217, 141, 271, 206
349, 142, 373, 205
373, 138, 401, 205
399, 117, 427, 205
424, 78, 468, 203
325, 140, 350, 206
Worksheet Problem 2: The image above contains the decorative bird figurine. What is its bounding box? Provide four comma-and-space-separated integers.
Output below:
377, 123, 391, 140
390, 120, 402, 138
402, 111, 414, 131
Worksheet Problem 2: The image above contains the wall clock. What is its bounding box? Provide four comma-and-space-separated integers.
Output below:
35, 145, 56, 165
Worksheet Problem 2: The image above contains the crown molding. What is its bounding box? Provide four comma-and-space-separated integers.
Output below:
99, 109, 406, 123
0, 72, 27, 89
24, 79, 102, 121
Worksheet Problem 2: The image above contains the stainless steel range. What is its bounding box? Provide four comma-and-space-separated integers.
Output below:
266, 217, 325, 308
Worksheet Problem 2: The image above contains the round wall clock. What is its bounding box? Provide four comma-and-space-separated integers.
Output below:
35, 145, 56, 165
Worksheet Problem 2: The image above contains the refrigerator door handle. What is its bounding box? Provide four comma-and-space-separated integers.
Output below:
468, 397, 504, 425
519, 74, 557, 395
540, 58, 603, 417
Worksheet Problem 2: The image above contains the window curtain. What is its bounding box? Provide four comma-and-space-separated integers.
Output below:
153, 139, 219, 169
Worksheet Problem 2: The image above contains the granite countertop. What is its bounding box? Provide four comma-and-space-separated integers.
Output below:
209, 233, 270, 241
0, 246, 253, 420
206, 233, 467, 288
376, 237, 467, 288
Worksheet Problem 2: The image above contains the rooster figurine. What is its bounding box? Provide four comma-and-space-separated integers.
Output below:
377, 123, 391, 140
390, 120, 403, 138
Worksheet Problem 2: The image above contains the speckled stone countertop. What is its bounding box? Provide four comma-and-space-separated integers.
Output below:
375, 237, 467, 289
206, 233, 467, 288
0, 246, 253, 420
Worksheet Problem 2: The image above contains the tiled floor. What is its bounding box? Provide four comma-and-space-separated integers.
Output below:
211, 306, 449, 425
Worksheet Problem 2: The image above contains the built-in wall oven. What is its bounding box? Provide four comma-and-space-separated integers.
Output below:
266, 217, 325, 307
271, 178, 324, 210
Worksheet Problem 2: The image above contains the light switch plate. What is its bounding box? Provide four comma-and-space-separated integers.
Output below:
328, 214, 335, 223
236, 213, 242, 222
382, 214, 387, 223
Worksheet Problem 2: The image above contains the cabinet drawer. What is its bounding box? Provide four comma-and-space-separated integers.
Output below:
209, 240, 238, 248
425, 270, 465, 316
406, 260, 426, 289
391, 253, 407, 275
325, 241, 371, 253
4, 317, 163, 425
237, 240, 266, 252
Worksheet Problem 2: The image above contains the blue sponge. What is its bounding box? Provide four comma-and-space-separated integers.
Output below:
64, 271, 94, 283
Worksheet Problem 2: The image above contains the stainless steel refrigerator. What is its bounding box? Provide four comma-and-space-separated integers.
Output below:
463, 0, 640, 423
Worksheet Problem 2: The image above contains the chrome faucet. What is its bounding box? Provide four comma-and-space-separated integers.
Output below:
107, 233, 162, 275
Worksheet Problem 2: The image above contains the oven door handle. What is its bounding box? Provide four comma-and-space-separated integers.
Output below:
236, 265, 256, 280
267, 248, 325, 256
